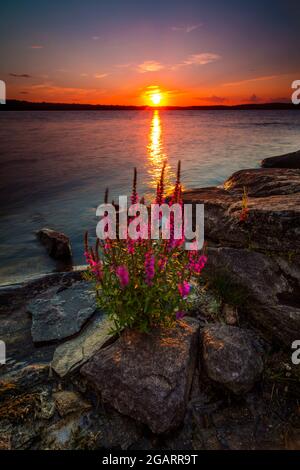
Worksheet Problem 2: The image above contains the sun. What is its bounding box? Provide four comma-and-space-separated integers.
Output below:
144, 86, 165, 106
150, 92, 162, 106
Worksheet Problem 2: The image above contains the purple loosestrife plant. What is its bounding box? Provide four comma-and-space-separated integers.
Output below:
84, 162, 207, 334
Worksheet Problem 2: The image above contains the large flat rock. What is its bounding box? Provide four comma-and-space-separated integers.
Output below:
51, 310, 113, 377
81, 317, 200, 434
27, 281, 97, 343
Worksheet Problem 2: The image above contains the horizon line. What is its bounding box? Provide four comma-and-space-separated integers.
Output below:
1, 99, 298, 111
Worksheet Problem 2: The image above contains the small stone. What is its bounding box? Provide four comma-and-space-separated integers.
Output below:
0, 433, 11, 450
53, 390, 91, 418
36, 390, 56, 420
37, 228, 72, 260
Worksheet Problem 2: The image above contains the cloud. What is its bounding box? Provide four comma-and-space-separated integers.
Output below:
137, 61, 164, 73
27, 82, 107, 100
30, 45, 43, 49
182, 53, 221, 66
223, 75, 281, 87
136, 54, 219, 73
80, 73, 88, 77
196, 95, 227, 103
9, 73, 31, 78
171, 53, 221, 70
92, 36, 100, 40
171, 24, 202, 33
94, 73, 109, 79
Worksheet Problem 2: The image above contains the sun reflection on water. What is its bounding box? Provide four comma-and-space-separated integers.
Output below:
146, 110, 174, 199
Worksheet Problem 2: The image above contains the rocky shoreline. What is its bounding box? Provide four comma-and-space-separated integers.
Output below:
0, 150, 300, 450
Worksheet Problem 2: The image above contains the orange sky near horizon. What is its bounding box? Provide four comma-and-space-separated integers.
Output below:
6, 72, 297, 106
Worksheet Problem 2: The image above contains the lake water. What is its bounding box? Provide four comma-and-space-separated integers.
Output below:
0, 109, 300, 285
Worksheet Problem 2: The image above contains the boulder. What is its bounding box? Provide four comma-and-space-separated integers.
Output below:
207, 247, 300, 346
183, 169, 300, 254
81, 317, 200, 434
202, 324, 264, 394
261, 149, 300, 169
37, 228, 72, 260
183, 167, 300, 345
27, 281, 97, 343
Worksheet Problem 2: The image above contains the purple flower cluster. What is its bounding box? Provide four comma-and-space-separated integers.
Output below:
178, 281, 191, 298
116, 265, 130, 288
187, 253, 208, 274
145, 251, 155, 285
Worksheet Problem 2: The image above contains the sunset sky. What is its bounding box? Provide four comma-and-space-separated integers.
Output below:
1, 0, 299, 105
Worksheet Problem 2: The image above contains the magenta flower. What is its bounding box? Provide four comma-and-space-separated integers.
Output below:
85, 252, 103, 281
187, 253, 207, 274
178, 281, 191, 298
92, 263, 103, 280
84, 250, 93, 265
145, 251, 155, 285
116, 265, 130, 288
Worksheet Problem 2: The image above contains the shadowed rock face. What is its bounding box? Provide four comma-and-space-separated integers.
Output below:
261, 149, 300, 169
81, 317, 200, 434
183, 167, 300, 346
207, 247, 300, 346
202, 324, 264, 394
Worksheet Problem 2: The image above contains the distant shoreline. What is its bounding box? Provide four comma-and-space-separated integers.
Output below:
1, 99, 299, 111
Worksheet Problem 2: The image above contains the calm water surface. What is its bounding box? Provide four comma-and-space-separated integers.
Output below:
0, 109, 299, 284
